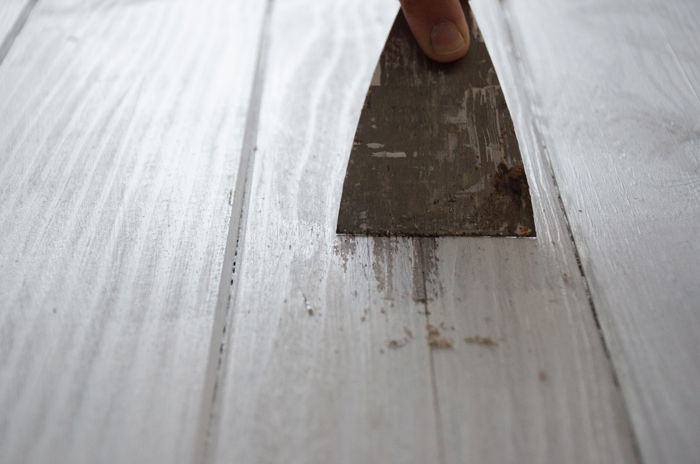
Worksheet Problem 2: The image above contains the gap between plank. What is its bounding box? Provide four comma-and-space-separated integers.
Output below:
192, 1, 274, 462
0, 0, 38, 66
498, 5, 645, 462
417, 237, 448, 464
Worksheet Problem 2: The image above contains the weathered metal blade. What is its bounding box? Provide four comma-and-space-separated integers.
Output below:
337, 2, 535, 237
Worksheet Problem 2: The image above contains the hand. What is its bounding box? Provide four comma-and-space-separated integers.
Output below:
400, 0, 470, 63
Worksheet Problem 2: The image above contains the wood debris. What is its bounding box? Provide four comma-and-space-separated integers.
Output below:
427, 324, 453, 349
464, 336, 498, 347
387, 327, 414, 349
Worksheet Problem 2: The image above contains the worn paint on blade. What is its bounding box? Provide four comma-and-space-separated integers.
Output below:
372, 151, 407, 158
337, 1, 535, 237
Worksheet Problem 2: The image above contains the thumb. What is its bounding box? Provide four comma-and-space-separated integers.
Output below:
400, 0, 471, 63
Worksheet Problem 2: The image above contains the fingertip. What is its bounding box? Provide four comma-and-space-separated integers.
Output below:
429, 20, 470, 62
401, 0, 471, 63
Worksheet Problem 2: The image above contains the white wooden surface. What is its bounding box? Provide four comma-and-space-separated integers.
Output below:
209, 1, 637, 462
1, 0, 698, 462
0, 0, 265, 462
425, 2, 639, 462
503, 1, 700, 463
210, 2, 443, 462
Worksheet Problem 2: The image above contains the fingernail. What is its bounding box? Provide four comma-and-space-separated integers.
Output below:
430, 21, 466, 56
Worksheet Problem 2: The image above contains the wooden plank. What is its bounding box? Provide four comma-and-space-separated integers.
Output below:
501, 1, 700, 463
0, 0, 266, 462
210, 0, 638, 462
420, 2, 639, 462
209, 1, 442, 462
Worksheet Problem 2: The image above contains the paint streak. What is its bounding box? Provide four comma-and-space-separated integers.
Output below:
371, 151, 407, 158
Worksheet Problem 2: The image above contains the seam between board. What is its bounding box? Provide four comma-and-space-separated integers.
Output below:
417, 237, 447, 464
192, 1, 274, 463
498, 4, 644, 463
0, 0, 39, 67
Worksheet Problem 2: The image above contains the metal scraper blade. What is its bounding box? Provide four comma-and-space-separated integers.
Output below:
337, 2, 536, 237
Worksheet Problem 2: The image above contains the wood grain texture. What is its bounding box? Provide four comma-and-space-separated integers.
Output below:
210, 2, 443, 462
502, 1, 700, 462
0, 0, 265, 462
421, 2, 639, 462
210, 0, 637, 462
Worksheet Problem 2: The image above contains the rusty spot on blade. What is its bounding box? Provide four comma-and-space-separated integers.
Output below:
337, 2, 535, 237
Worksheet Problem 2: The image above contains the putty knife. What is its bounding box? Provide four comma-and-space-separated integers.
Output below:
337, 1, 535, 237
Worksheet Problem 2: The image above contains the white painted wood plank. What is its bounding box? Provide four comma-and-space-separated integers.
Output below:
210, 1, 442, 462
501, 1, 700, 462
210, 0, 638, 462
0, 0, 266, 462
412, 2, 638, 462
